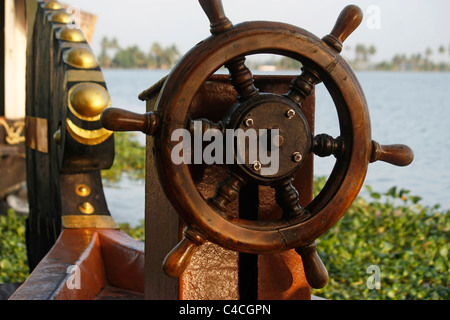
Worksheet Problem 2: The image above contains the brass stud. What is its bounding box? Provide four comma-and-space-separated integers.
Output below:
79, 202, 95, 215
69, 82, 111, 120
57, 27, 85, 42
53, 128, 61, 145
50, 12, 72, 24
63, 47, 99, 69
44, 1, 62, 10
76, 184, 91, 197
66, 118, 113, 146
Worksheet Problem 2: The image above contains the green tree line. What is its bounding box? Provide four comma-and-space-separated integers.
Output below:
98, 37, 181, 69
97, 36, 450, 72
252, 43, 450, 72
347, 43, 450, 72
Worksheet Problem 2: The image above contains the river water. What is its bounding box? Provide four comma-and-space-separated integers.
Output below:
102, 69, 450, 226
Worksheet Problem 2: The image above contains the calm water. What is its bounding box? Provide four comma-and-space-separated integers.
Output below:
102, 69, 450, 226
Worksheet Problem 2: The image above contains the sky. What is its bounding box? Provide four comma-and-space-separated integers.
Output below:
64, 0, 450, 63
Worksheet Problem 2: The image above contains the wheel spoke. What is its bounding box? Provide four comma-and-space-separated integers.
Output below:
225, 57, 259, 102
312, 134, 344, 158
208, 172, 246, 212
273, 179, 307, 219
285, 65, 321, 106
188, 118, 224, 136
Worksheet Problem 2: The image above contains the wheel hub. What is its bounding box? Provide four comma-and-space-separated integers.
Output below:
226, 93, 311, 185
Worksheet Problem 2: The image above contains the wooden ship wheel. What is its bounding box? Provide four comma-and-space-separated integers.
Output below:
11, 0, 413, 301
102, 0, 414, 290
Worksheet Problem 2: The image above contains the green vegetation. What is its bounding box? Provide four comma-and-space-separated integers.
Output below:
118, 220, 145, 242
101, 132, 146, 183
348, 43, 450, 72
313, 177, 449, 300
98, 37, 180, 69
0, 210, 29, 283
252, 43, 450, 72
1, 133, 448, 299
96, 36, 450, 72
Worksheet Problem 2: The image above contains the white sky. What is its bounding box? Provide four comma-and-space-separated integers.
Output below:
65, 0, 450, 63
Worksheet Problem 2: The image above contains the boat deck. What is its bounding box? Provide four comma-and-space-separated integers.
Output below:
10, 228, 144, 300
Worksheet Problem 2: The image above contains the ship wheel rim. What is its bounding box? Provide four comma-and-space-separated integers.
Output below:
154, 21, 371, 254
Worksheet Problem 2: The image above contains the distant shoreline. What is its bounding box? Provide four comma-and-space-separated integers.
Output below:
97, 38, 450, 73
100, 66, 450, 73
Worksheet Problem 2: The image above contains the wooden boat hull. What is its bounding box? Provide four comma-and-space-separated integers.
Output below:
11, 228, 144, 300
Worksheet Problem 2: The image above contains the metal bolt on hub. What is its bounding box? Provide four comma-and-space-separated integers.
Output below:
292, 152, 302, 163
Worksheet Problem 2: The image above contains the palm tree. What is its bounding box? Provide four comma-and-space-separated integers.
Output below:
355, 44, 367, 62
98, 37, 121, 68
166, 44, 180, 67
425, 47, 433, 63
425, 47, 433, 70
367, 45, 377, 69
110, 38, 120, 50
150, 42, 164, 69
438, 45, 446, 62
99, 36, 111, 67
368, 45, 376, 57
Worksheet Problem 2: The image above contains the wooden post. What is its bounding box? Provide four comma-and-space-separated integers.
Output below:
4, 0, 27, 120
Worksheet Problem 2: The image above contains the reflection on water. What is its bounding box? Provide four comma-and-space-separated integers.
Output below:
103, 69, 450, 226
103, 175, 145, 227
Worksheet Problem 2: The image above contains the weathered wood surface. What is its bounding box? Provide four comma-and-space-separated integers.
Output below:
10, 229, 144, 300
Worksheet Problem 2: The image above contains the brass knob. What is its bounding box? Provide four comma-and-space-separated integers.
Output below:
69, 83, 111, 121
44, 1, 62, 10
50, 11, 72, 24
57, 27, 85, 42
63, 47, 99, 69
323, 5, 364, 52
